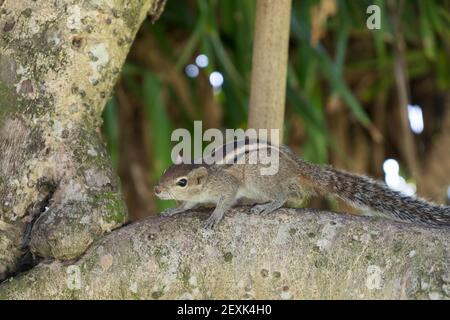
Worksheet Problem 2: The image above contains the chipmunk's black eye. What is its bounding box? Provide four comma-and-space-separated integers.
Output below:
177, 178, 187, 187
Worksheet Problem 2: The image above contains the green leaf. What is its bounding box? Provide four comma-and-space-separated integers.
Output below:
315, 44, 371, 126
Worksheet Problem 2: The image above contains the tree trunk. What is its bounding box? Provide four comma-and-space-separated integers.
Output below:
0, 0, 163, 280
248, 0, 292, 144
1, 208, 449, 299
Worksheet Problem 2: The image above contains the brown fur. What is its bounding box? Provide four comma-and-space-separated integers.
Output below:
156, 142, 450, 228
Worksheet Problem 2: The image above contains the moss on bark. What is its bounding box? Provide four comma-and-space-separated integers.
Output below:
0, 0, 156, 278
1, 208, 449, 300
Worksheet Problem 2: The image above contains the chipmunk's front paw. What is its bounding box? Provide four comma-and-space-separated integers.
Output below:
161, 207, 182, 217
202, 217, 218, 229
202, 212, 223, 229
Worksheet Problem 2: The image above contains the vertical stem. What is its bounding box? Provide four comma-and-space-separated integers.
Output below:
389, 0, 420, 178
248, 0, 292, 144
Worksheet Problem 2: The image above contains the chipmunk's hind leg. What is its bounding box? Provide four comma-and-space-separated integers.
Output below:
250, 197, 286, 215
249, 180, 294, 215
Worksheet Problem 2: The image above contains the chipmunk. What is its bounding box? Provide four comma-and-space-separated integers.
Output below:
154, 138, 450, 229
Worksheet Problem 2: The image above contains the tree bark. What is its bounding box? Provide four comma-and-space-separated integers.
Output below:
0, 0, 162, 279
0, 208, 449, 299
248, 0, 292, 144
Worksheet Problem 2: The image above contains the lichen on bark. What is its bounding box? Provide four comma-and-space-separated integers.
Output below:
0, 209, 449, 300
0, 0, 157, 279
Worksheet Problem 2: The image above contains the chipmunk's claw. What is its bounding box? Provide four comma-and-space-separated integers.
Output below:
250, 203, 274, 215
202, 212, 223, 229
161, 207, 182, 217
250, 199, 285, 215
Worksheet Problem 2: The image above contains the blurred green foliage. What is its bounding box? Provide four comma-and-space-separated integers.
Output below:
102, 0, 450, 211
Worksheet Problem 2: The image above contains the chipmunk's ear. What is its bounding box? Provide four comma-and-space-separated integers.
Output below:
189, 166, 208, 185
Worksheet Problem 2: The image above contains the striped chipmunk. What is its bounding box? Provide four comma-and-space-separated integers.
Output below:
155, 138, 450, 229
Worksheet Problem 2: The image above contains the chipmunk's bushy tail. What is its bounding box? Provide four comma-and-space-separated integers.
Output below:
294, 156, 450, 227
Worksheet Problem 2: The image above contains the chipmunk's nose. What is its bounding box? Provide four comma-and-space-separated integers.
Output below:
154, 185, 162, 195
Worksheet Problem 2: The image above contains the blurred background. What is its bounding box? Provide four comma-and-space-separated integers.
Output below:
101, 0, 450, 221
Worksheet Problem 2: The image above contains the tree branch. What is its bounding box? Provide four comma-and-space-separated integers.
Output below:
1, 208, 449, 299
